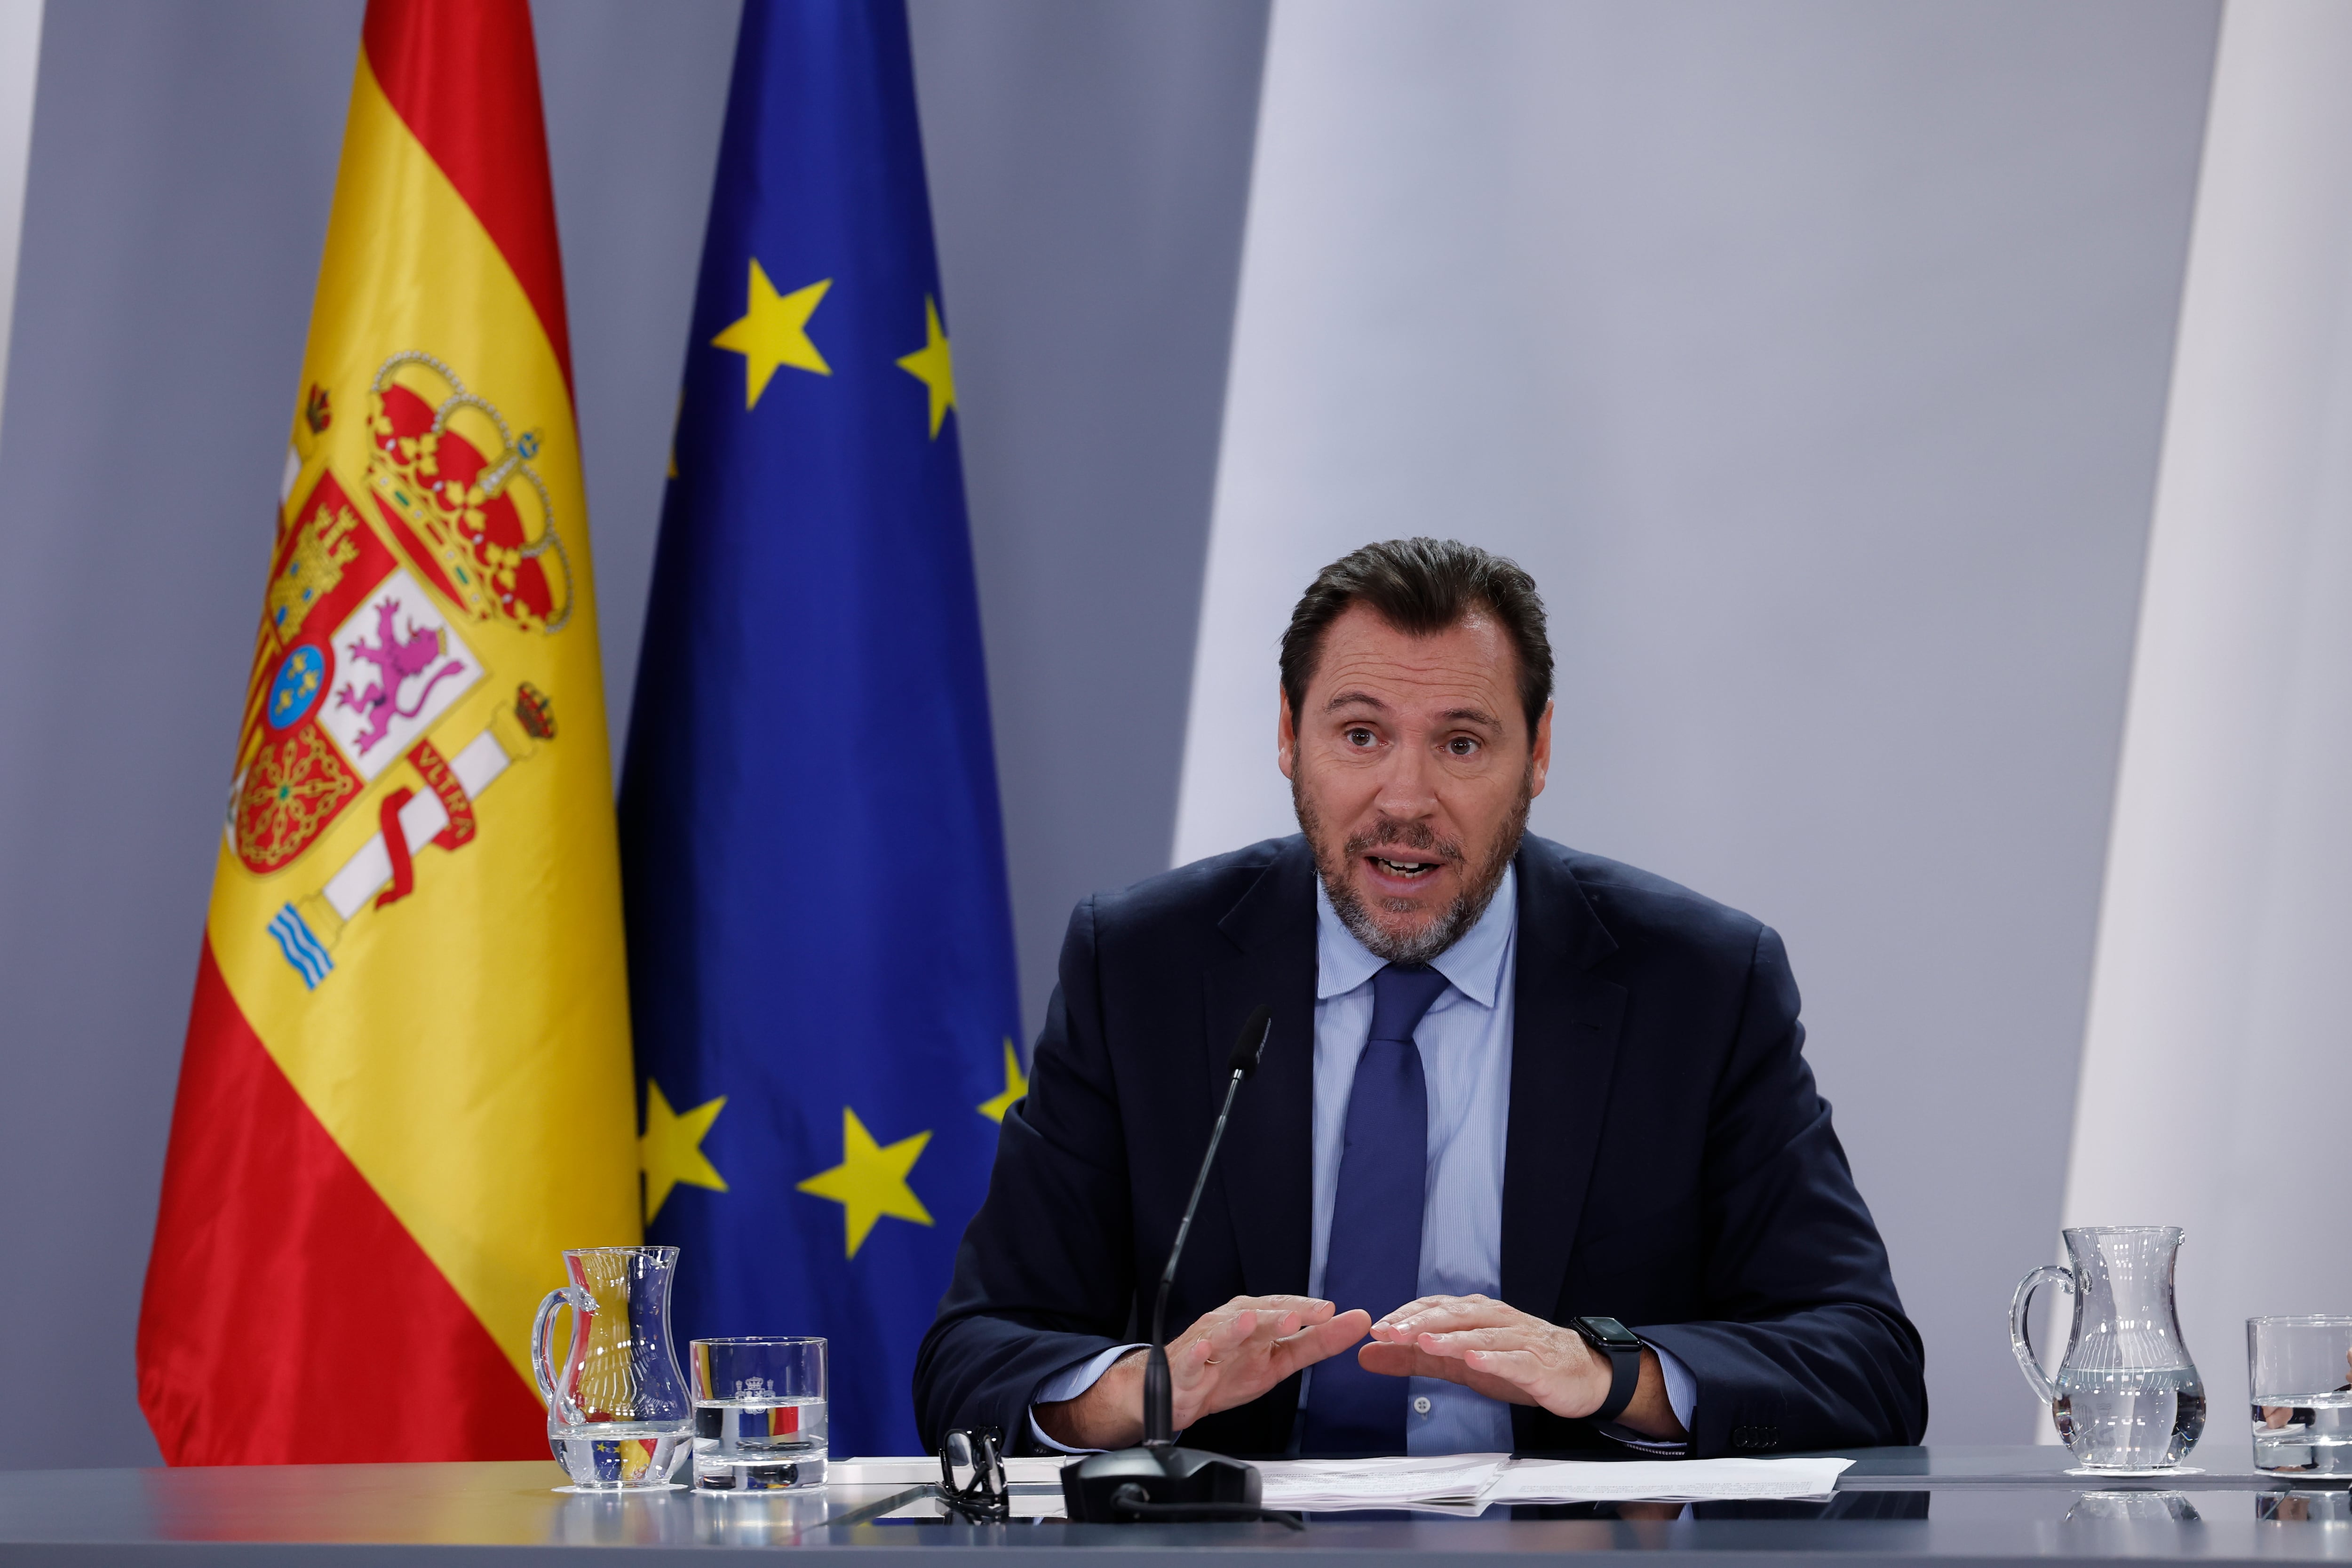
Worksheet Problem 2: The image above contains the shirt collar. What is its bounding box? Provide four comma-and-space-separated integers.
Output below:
1314, 860, 1518, 1007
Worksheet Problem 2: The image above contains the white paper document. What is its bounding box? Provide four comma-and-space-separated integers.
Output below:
1489, 1457, 1853, 1504
1255, 1453, 1511, 1511
1253, 1453, 1851, 1512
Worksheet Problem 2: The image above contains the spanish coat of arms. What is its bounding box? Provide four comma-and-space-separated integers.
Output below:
232, 354, 570, 988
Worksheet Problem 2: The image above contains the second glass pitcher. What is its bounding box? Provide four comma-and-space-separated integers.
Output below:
2010, 1226, 2206, 1469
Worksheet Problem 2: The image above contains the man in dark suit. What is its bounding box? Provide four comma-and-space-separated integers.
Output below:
915, 539, 1926, 1458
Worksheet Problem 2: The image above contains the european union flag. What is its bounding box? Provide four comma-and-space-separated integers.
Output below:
619, 0, 1023, 1460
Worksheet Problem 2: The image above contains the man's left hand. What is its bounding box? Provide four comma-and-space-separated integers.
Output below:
1359, 1294, 1686, 1441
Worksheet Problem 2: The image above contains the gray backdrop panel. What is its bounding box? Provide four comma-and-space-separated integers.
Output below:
0, 0, 1257, 1468
909, 0, 1269, 1033
0, 0, 366, 1471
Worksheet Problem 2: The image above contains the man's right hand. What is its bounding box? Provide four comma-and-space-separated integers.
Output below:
1033, 1295, 1370, 1451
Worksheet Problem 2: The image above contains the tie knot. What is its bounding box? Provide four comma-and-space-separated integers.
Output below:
1369, 963, 1450, 1046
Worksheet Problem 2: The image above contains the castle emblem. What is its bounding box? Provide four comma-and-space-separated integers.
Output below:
268, 504, 359, 636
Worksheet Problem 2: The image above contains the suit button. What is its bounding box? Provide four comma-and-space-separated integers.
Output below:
1413, 1396, 1432, 1416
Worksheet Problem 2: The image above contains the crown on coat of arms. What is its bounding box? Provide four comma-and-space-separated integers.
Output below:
364, 351, 574, 634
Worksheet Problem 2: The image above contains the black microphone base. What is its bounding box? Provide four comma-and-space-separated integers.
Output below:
1060, 1444, 1262, 1522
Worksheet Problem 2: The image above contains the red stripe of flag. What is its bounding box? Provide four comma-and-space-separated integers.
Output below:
360, 0, 576, 395
136, 941, 545, 1465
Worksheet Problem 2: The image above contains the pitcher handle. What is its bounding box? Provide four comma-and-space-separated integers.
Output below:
531, 1284, 594, 1428
2010, 1263, 2073, 1406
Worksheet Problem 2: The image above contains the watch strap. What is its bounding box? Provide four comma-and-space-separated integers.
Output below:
1574, 1318, 1643, 1424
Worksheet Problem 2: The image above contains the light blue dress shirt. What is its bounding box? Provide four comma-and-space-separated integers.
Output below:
1303, 863, 1519, 1452
1031, 863, 1692, 1453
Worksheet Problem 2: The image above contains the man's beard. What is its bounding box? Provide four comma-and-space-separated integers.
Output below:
1293, 773, 1530, 967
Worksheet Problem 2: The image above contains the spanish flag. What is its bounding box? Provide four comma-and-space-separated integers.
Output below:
136, 0, 637, 1464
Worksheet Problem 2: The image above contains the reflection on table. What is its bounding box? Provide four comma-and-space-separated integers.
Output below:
5, 1446, 2352, 1560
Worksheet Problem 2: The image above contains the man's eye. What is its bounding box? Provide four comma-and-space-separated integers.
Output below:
1447, 737, 1479, 756
1344, 728, 1376, 747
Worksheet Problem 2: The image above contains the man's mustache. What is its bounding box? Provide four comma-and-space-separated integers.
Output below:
1343, 819, 1463, 865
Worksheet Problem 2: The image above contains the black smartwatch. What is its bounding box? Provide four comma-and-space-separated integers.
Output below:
1570, 1315, 1645, 1424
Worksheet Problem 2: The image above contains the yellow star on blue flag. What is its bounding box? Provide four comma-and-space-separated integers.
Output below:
796, 1107, 933, 1256
977, 1039, 1026, 1123
712, 259, 831, 408
640, 1080, 727, 1223
895, 295, 955, 438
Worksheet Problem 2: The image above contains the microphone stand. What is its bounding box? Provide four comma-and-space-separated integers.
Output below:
1140, 1055, 1243, 1451
1061, 1009, 1298, 1527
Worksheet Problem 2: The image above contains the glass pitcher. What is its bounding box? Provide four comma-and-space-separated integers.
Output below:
531, 1246, 694, 1489
2010, 1226, 2206, 1469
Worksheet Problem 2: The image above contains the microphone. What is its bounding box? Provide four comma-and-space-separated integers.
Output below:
1062, 1007, 1293, 1526
1141, 1004, 1270, 1447
1228, 1005, 1273, 1076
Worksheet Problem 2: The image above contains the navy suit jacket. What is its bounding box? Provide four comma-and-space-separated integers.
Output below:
914, 834, 1927, 1457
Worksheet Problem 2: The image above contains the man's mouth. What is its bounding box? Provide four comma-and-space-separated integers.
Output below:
1368, 855, 1444, 880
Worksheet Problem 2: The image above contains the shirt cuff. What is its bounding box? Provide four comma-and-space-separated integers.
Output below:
1025, 1344, 1147, 1455
1597, 1341, 1696, 1453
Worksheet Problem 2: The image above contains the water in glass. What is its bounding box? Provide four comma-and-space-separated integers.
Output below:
2248, 1316, 2352, 1474
690, 1337, 827, 1492
547, 1426, 695, 1488
2051, 1366, 2207, 1469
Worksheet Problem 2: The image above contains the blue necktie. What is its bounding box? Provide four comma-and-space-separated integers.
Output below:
1301, 962, 1451, 1456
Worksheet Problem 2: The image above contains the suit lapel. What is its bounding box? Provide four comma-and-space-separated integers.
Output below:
1500, 840, 1627, 1323
1208, 839, 1319, 1299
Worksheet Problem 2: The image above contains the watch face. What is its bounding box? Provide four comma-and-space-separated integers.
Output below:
1578, 1316, 1642, 1351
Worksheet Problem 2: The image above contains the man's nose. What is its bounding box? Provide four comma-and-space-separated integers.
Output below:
1369, 737, 1441, 818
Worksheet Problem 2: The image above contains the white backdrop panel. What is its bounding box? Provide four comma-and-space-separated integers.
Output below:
2064, 0, 2352, 1450
1176, 0, 2216, 1442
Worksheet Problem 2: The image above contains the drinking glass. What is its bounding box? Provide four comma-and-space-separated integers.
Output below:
689, 1337, 827, 1491
2248, 1316, 2352, 1474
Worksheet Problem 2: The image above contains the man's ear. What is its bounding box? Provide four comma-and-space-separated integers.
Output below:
1528, 700, 1553, 799
1277, 682, 1297, 780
